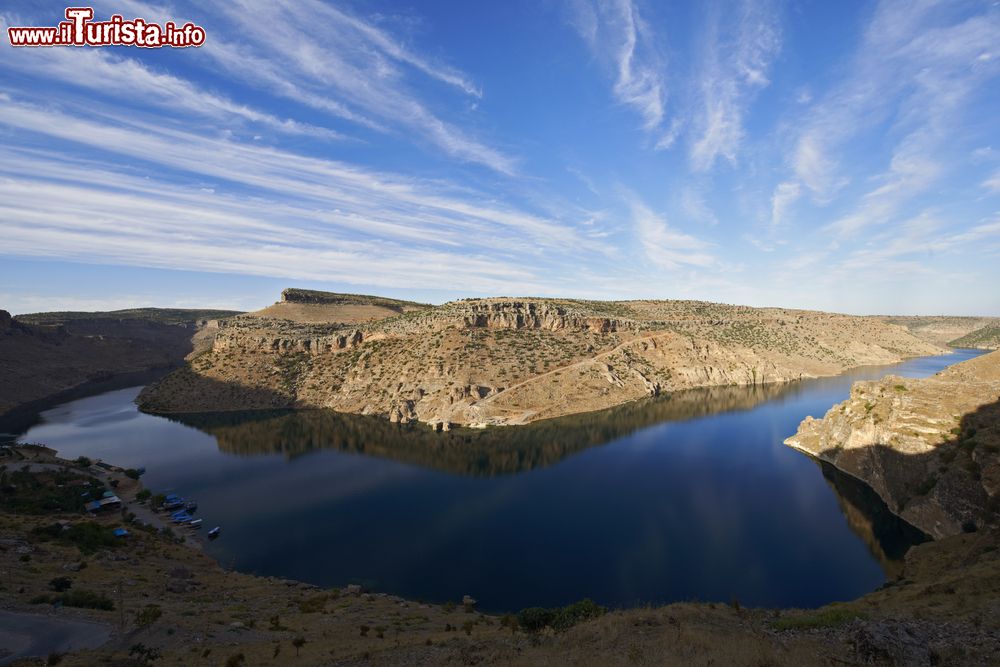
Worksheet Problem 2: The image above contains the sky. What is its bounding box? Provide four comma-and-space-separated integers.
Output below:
1, 0, 999, 316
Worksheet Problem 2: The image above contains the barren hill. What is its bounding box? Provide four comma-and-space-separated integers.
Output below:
138, 290, 946, 428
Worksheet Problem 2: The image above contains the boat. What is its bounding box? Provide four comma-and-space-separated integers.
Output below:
171, 512, 192, 523
162, 494, 185, 511
184, 501, 198, 512
208, 526, 221, 539
187, 519, 203, 528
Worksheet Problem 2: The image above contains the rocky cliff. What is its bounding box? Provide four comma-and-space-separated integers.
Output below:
785, 350, 1000, 539
138, 290, 948, 429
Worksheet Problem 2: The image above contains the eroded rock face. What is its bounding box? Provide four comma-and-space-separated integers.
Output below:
458, 300, 625, 333
212, 323, 365, 356
786, 350, 1000, 539
138, 291, 947, 430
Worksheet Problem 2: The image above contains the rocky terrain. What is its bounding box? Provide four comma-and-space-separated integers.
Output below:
2, 444, 999, 666
0, 307, 240, 428
949, 325, 1000, 350
879, 316, 1000, 347
786, 350, 1000, 539
138, 289, 946, 428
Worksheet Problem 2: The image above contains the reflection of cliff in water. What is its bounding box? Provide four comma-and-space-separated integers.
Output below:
818, 461, 930, 578
169, 382, 799, 476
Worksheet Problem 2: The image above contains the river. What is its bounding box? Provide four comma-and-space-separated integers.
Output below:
9, 349, 986, 612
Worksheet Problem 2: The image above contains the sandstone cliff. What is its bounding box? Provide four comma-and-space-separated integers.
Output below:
138, 290, 947, 428
785, 350, 1000, 539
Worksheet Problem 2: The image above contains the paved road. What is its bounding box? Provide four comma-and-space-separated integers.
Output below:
0, 609, 110, 665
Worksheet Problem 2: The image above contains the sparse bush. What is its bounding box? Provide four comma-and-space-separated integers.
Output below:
772, 607, 864, 631
298, 593, 327, 613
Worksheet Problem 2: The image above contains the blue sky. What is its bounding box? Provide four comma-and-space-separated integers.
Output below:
1, 0, 999, 315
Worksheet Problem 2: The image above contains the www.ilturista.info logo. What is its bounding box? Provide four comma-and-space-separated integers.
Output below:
7, 7, 206, 48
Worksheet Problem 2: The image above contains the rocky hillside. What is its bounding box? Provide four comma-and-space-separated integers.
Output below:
0, 307, 239, 423
785, 350, 1000, 539
949, 325, 1000, 350
138, 290, 945, 428
880, 316, 1000, 347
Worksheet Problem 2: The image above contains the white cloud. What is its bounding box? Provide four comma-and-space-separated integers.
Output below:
769, 181, 801, 228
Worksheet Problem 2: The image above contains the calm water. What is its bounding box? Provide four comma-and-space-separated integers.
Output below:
11, 349, 986, 612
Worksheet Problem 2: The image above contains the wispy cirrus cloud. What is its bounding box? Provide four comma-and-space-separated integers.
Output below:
204, 0, 517, 174
626, 192, 717, 270
983, 170, 1000, 193
72, 0, 514, 173
0, 46, 344, 141
568, 0, 671, 144
0, 91, 595, 292
689, 0, 781, 172
787, 0, 1000, 205
769, 181, 800, 228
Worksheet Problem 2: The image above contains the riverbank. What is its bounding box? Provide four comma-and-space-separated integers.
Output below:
3, 444, 999, 665
786, 349, 1000, 539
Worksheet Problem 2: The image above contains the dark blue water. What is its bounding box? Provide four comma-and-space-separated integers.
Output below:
13, 349, 986, 612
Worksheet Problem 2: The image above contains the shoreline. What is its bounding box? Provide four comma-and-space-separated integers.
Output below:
137, 347, 961, 430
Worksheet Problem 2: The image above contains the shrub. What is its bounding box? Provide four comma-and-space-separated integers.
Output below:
135, 604, 162, 627
124, 469, 141, 480
517, 599, 607, 633
49, 577, 72, 592
76, 457, 92, 468
128, 644, 161, 665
